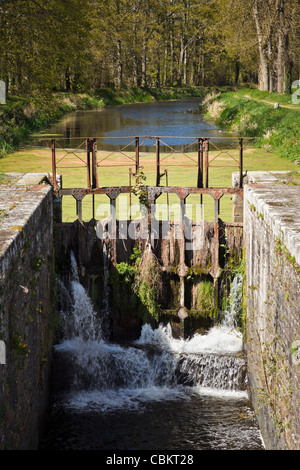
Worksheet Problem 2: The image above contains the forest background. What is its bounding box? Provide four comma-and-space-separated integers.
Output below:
0, 0, 299, 97
0, 0, 299, 162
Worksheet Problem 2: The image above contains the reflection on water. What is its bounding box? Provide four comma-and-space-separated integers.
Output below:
29, 99, 235, 151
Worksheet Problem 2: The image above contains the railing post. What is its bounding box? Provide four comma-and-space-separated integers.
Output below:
205, 138, 209, 188
156, 137, 160, 187
91, 138, 98, 188
239, 138, 243, 188
197, 137, 203, 188
86, 138, 91, 188
135, 136, 139, 183
51, 139, 57, 191
110, 197, 117, 265
129, 168, 133, 220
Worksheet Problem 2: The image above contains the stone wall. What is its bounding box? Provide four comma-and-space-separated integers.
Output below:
244, 182, 300, 450
0, 174, 56, 450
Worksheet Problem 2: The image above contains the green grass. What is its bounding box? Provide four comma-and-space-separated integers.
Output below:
0, 93, 105, 158
0, 144, 296, 223
94, 85, 227, 106
202, 88, 300, 163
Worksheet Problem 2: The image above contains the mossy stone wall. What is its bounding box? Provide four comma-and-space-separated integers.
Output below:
244, 184, 300, 450
0, 180, 56, 449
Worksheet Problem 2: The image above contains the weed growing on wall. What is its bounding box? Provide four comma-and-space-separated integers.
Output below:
115, 246, 163, 322
197, 281, 214, 311
131, 168, 149, 208
258, 333, 293, 436
134, 248, 163, 322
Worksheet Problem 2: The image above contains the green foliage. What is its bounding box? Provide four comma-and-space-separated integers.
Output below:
131, 169, 149, 208
0, 93, 104, 158
115, 262, 136, 285
0, 0, 92, 96
31, 256, 46, 272
0, 0, 299, 98
115, 246, 162, 322
0, 173, 11, 185
134, 250, 163, 321
129, 246, 142, 265
197, 281, 215, 311
203, 89, 300, 162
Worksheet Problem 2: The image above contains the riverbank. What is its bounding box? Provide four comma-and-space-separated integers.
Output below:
0, 86, 225, 159
201, 88, 300, 162
0, 93, 103, 158
2, 85, 299, 164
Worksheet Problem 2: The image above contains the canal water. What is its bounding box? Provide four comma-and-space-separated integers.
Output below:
38, 99, 264, 452
38, 252, 264, 451
32, 98, 235, 151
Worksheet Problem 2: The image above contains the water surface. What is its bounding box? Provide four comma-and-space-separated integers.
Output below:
39, 260, 264, 452
31, 99, 234, 151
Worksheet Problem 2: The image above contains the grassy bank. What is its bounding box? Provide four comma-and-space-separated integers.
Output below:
0, 93, 105, 158
95, 85, 231, 105
201, 88, 300, 162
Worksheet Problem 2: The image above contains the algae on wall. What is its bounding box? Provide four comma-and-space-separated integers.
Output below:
108, 236, 245, 340
244, 185, 300, 450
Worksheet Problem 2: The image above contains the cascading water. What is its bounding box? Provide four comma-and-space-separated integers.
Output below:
39, 254, 264, 450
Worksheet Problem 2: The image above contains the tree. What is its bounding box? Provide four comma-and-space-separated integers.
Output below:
252, 0, 299, 93
0, 0, 299, 95
0, 0, 92, 95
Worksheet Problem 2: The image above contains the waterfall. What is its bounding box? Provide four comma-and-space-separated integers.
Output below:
223, 274, 243, 330
54, 254, 248, 413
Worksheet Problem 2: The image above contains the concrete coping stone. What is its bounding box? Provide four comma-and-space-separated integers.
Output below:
232, 170, 298, 187
244, 184, 300, 266
0, 173, 53, 263
3, 172, 61, 188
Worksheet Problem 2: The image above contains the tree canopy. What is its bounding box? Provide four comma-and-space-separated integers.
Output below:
0, 0, 299, 96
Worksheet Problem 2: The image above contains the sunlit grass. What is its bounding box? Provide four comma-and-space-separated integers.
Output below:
0, 144, 296, 222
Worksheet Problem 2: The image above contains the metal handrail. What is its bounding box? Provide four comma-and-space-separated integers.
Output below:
49, 136, 257, 191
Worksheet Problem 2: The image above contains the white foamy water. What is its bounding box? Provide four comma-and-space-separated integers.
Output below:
135, 322, 243, 355
55, 253, 247, 412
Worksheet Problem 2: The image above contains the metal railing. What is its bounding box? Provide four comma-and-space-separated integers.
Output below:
48, 136, 255, 192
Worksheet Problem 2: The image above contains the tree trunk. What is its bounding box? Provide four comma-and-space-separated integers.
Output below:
117, 39, 123, 87
235, 59, 240, 85
170, 29, 174, 86
133, 21, 138, 86
163, 46, 168, 86
65, 67, 71, 92
183, 43, 187, 86
178, 35, 185, 85
156, 48, 161, 88
276, 0, 290, 93
253, 0, 269, 91
142, 37, 147, 87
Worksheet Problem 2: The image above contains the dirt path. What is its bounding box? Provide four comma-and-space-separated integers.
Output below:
244, 94, 300, 110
